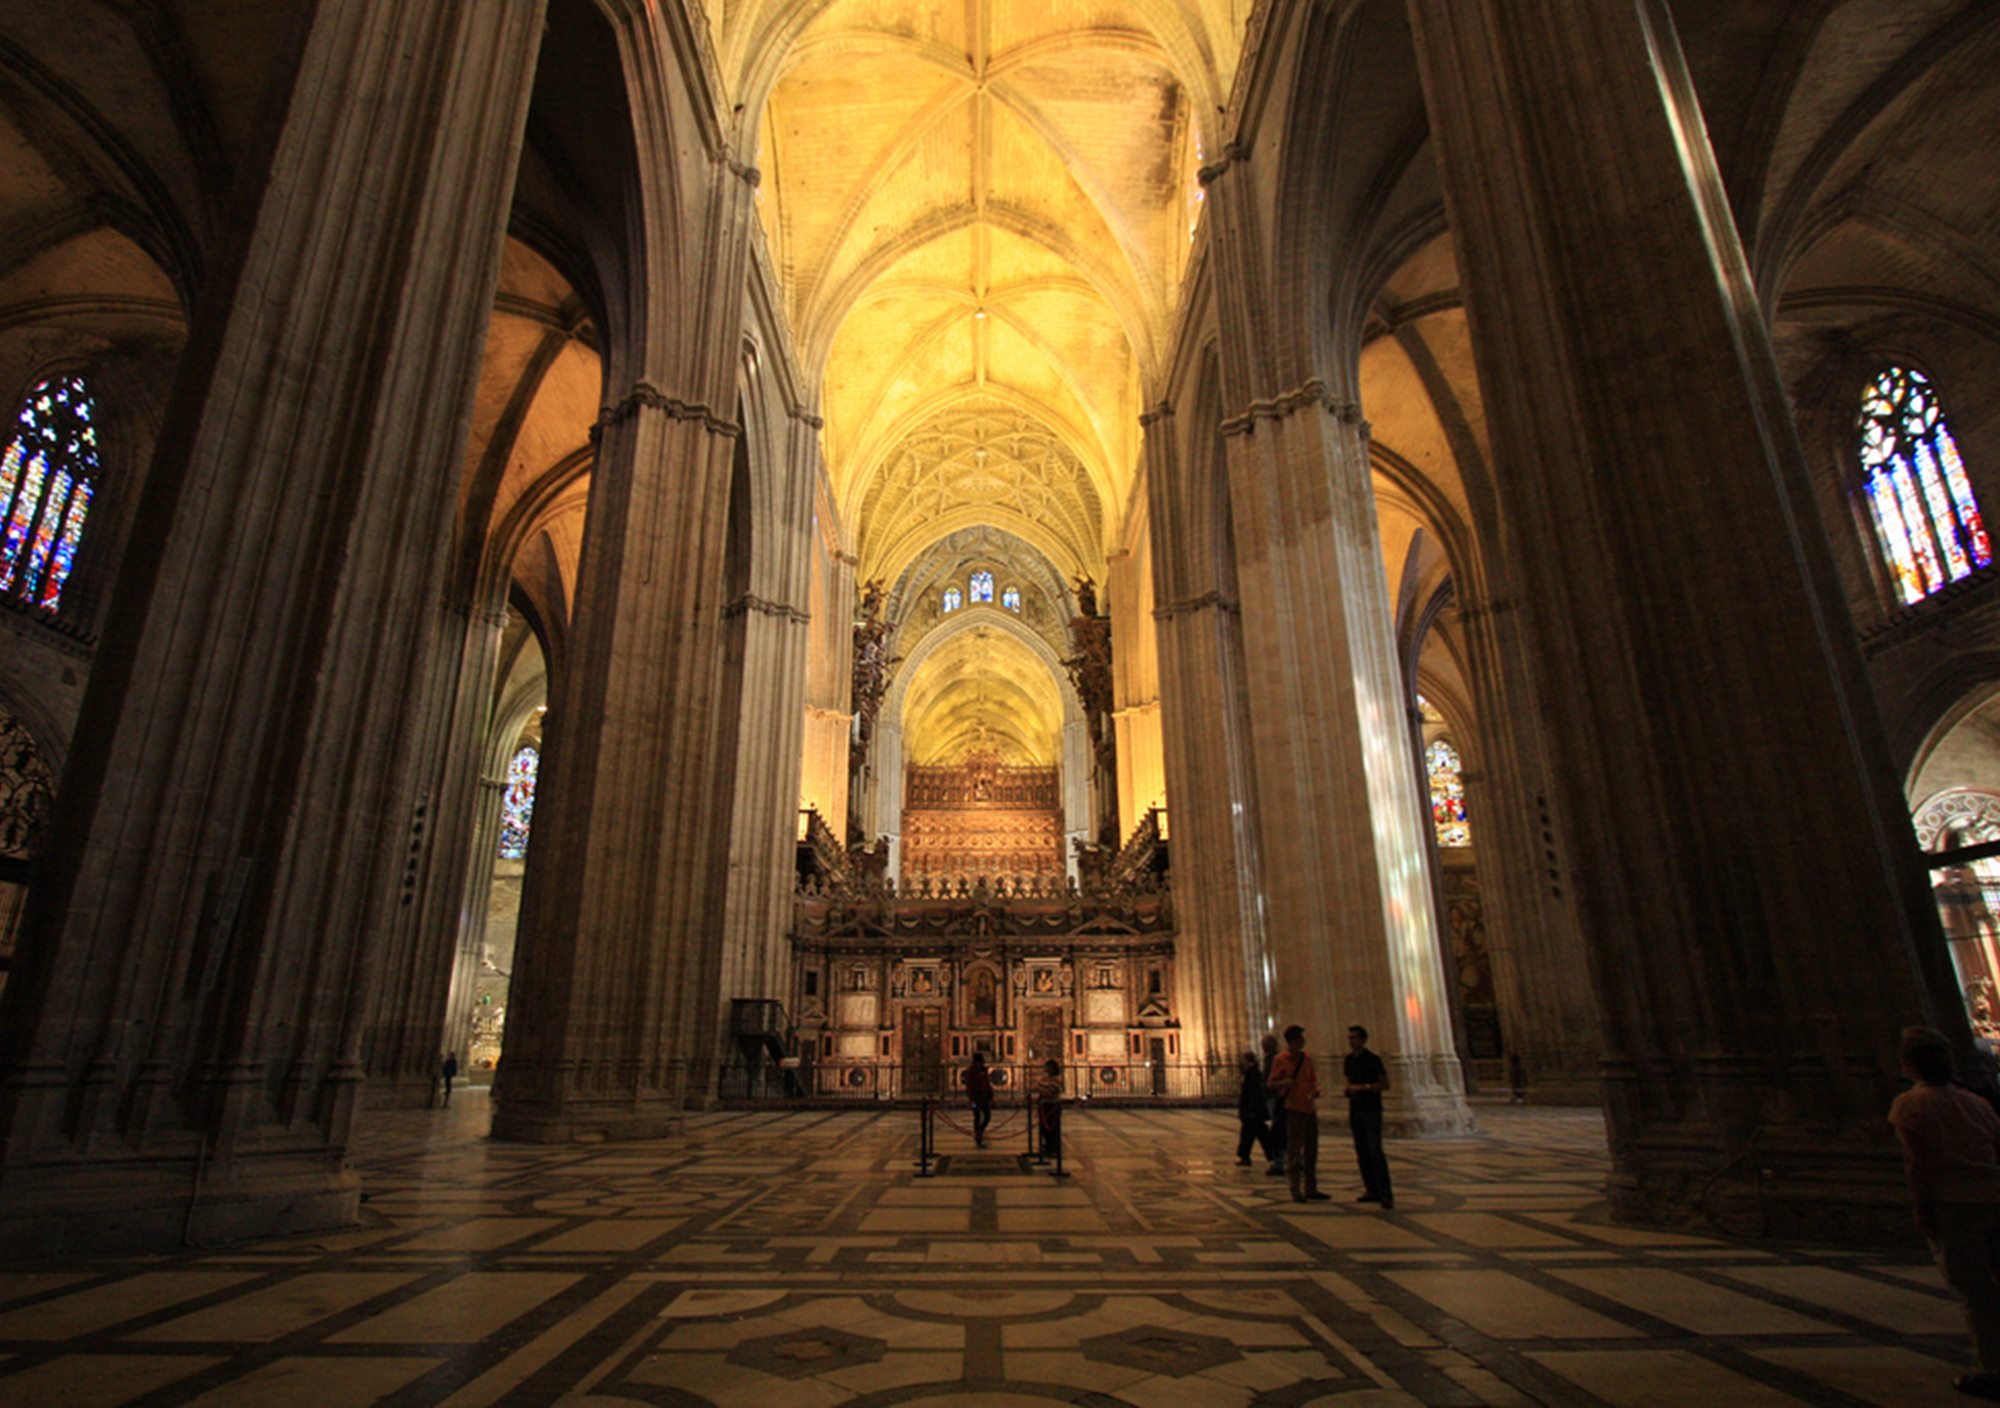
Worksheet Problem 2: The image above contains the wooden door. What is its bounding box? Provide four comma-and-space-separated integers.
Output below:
1025, 1007, 1065, 1066
904, 1007, 943, 1094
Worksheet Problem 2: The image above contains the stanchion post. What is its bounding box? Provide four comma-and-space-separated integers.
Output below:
916, 1098, 933, 1178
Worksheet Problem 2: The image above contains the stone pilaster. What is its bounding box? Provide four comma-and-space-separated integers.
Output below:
0, 0, 545, 1251
1410, 0, 1955, 1233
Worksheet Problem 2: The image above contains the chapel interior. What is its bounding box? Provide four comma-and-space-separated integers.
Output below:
0, 1, 1997, 1402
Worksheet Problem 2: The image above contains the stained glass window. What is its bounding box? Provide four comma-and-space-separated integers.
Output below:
0, 374, 99, 611
1426, 738, 1471, 847
1002, 586, 1021, 612
497, 745, 539, 860
1859, 366, 1989, 605
969, 570, 994, 603
942, 586, 962, 613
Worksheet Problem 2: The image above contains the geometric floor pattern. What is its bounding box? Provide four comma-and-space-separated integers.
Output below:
0, 1099, 1971, 1405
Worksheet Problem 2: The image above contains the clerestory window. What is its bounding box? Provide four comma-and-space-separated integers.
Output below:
1858, 365, 1989, 605
497, 745, 539, 859
0, 374, 98, 611
1426, 737, 1471, 848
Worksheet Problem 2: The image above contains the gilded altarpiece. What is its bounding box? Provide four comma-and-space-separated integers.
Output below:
901, 754, 1064, 882
789, 875, 1188, 1099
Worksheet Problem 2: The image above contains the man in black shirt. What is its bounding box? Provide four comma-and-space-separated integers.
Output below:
1343, 1024, 1393, 1209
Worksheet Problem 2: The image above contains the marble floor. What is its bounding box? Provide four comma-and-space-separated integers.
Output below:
0, 1096, 1973, 1406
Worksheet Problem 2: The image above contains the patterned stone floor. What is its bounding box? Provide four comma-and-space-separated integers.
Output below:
0, 1096, 1974, 1405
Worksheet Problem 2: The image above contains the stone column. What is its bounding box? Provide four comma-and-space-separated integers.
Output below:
492, 153, 761, 1141
364, 597, 512, 1106
1454, 586, 1602, 1104
1410, 0, 1954, 1232
1200, 170, 1472, 1135
1222, 405, 1469, 1133
445, 768, 513, 1059
1062, 719, 1093, 880
697, 407, 818, 1096
1144, 402, 1265, 1069
1108, 543, 1164, 842
873, 720, 903, 875
0, 0, 546, 1250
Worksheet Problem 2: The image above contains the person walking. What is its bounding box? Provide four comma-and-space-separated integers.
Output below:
1891, 1025, 2000, 1399
440, 1051, 459, 1109
963, 1050, 996, 1146
1267, 1025, 1329, 1202
1261, 1032, 1287, 1178
1236, 1050, 1278, 1166
1344, 1024, 1394, 1209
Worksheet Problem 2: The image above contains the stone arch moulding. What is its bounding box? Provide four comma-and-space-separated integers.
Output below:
1913, 787, 2000, 852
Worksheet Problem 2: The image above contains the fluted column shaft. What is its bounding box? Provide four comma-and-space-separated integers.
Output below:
1143, 403, 1264, 1069
494, 394, 744, 1139
1216, 399, 1472, 1133
1454, 585, 1602, 1104
696, 407, 819, 1095
364, 597, 511, 1105
1410, 0, 1955, 1232
0, 0, 545, 1250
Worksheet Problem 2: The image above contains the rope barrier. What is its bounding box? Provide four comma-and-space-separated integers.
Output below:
931, 1103, 1026, 1140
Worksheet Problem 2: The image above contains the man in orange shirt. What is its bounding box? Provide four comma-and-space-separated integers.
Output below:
1267, 1025, 1331, 1202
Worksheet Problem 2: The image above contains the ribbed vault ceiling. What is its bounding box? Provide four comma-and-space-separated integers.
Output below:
899, 620, 1065, 766
747, 0, 1246, 580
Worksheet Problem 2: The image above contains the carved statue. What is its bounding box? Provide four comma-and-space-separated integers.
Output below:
1063, 582, 1118, 843
1072, 574, 1098, 619
850, 578, 896, 759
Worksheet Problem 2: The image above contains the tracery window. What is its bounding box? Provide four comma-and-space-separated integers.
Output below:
1426, 738, 1471, 847
0, 375, 99, 611
497, 745, 539, 860
969, 570, 994, 603
942, 586, 962, 613
1002, 586, 1021, 612
1858, 366, 1989, 605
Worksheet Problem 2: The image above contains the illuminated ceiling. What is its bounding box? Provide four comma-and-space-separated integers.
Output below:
897, 619, 1067, 766
738, 0, 1248, 583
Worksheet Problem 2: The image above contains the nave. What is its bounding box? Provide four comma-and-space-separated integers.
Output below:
0, 1103, 1968, 1406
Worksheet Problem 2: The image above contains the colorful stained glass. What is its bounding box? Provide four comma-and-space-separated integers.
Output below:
969, 570, 994, 603
1002, 586, 1021, 612
497, 745, 539, 860
1426, 738, 1471, 847
1859, 367, 1988, 604
942, 586, 962, 613
0, 375, 98, 611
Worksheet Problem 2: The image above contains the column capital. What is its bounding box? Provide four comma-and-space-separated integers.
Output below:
594, 381, 742, 441
1197, 140, 1247, 187
1153, 590, 1241, 622
1218, 378, 1365, 438
722, 593, 809, 624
